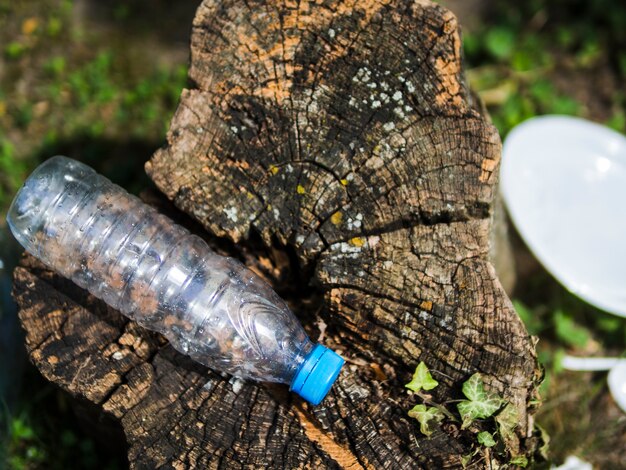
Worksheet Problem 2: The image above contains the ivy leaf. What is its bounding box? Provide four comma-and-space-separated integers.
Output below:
407, 404, 445, 437
509, 456, 528, 467
495, 403, 519, 443
477, 431, 496, 447
535, 423, 550, 461
456, 373, 504, 428
405, 362, 439, 392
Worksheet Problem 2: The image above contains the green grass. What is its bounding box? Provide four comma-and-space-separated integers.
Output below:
0, 1, 189, 213
0, 1, 191, 467
461, 0, 626, 464
463, 0, 626, 137
1, 369, 124, 470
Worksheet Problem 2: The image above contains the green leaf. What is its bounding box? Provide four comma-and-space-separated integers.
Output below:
509, 455, 529, 467
529, 80, 556, 108
553, 310, 590, 348
477, 431, 496, 447
457, 373, 505, 428
536, 423, 551, 460
407, 404, 445, 437
495, 403, 519, 443
484, 27, 516, 61
550, 96, 581, 116
11, 418, 34, 441
4, 41, 26, 59
405, 362, 439, 392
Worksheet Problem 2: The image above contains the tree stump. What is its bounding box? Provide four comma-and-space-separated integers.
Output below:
14, 0, 542, 468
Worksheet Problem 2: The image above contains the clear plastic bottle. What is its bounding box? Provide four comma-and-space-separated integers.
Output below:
7, 156, 343, 405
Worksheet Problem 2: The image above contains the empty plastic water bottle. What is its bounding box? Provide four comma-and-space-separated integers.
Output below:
7, 156, 344, 405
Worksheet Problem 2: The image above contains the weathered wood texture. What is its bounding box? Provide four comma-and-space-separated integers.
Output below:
15, 0, 541, 468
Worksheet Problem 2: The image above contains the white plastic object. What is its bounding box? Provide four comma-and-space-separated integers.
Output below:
551, 455, 593, 470
607, 360, 626, 413
7, 156, 344, 405
501, 115, 626, 317
561, 355, 623, 372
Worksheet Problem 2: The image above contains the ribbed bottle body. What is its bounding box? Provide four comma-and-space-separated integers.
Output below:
7, 156, 311, 383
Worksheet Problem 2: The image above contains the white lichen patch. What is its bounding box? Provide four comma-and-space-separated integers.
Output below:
296, 234, 305, 244
223, 206, 239, 222
406, 81, 416, 93
394, 107, 405, 119
112, 351, 125, 361
328, 28, 336, 39
383, 122, 396, 132
338, 242, 362, 254
439, 314, 453, 330
347, 217, 362, 230
392, 91, 403, 101
371, 100, 382, 109
352, 67, 372, 83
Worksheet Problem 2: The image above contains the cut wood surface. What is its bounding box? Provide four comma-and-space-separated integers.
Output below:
15, 0, 541, 468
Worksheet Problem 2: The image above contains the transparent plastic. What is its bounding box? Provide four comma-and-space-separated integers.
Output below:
7, 156, 323, 386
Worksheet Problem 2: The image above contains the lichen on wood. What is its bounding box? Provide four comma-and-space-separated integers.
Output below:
15, 0, 541, 468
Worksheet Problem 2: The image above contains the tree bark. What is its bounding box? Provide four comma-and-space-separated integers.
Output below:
14, 0, 542, 468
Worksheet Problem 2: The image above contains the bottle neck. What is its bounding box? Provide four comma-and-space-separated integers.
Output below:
287, 338, 315, 384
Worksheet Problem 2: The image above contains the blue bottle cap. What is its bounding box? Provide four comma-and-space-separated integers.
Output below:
290, 344, 344, 405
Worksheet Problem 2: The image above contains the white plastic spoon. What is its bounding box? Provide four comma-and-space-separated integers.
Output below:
607, 360, 626, 412
501, 115, 626, 413
501, 115, 626, 317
